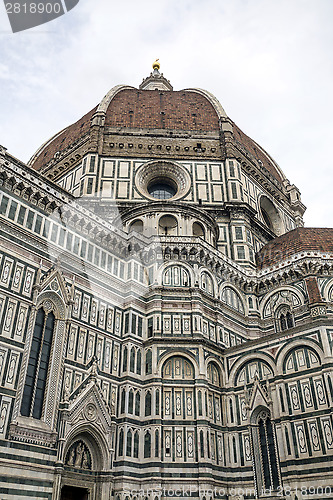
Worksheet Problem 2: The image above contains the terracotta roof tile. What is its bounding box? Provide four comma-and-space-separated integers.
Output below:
31, 106, 98, 171
105, 89, 220, 131
256, 227, 333, 269
232, 122, 283, 183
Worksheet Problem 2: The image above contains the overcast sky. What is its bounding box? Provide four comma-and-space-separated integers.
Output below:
0, 0, 332, 227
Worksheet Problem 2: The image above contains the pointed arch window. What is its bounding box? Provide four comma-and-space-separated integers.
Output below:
118, 429, 124, 456
144, 431, 151, 458
128, 390, 134, 414
145, 350, 152, 375
155, 429, 159, 457
21, 307, 55, 419
130, 348, 136, 372
136, 350, 142, 375
252, 410, 280, 493
276, 306, 295, 332
135, 391, 141, 416
145, 391, 152, 416
122, 346, 128, 372
133, 431, 139, 458
126, 430, 132, 456
200, 430, 204, 458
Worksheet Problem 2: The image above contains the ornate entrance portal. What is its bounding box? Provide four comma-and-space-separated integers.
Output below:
60, 486, 89, 500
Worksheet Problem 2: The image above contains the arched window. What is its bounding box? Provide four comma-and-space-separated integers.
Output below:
193, 222, 205, 238
135, 392, 141, 416
201, 272, 214, 295
145, 350, 152, 375
21, 307, 55, 419
130, 347, 136, 372
144, 431, 151, 458
283, 346, 320, 374
126, 430, 132, 456
198, 390, 203, 416
236, 359, 273, 386
118, 429, 124, 456
162, 357, 194, 380
252, 410, 280, 493
145, 392, 152, 416
207, 362, 220, 386
221, 287, 244, 314
155, 429, 159, 457
158, 215, 178, 236
200, 430, 204, 458
207, 430, 210, 458
162, 266, 190, 287
128, 390, 134, 414
120, 389, 126, 414
275, 306, 295, 332
129, 219, 143, 233
122, 346, 128, 372
229, 399, 234, 424
232, 436, 237, 463
155, 389, 160, 415
133, 431, 139, 458
136, 350, 142, 375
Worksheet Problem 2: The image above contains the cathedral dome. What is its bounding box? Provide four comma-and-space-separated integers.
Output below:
28, 75, 285, 187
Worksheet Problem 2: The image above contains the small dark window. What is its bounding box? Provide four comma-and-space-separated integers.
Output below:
235, 227, 243, 240
8, 201, 17, 220
118, 429, 124, 456
135, 392, 141, 416
17, 206, 26, 225
145, 392, 151, 416
94, 247, 100, 266
231, 183, 238, 199
155, 430, 159, 457
148, 181, 176, 200
130, 347, 135, 372
145, 350, 152, 374
200, 430, 204, 458
26, 210, 35, 230
34, 215, 43, 234
89, 156, 96, 173
229, 161, 235, 177
144, 432, 151, 458
126, 430, 132, 456
133, 432, 139, 458
128, 390, 134, 414
50, 223, 58, 242
155, 389, 160, 415
120, 389, 126, 413
80, 241, 87, 259
136, 351, 142, 375
237, 246, 246, 260
122, 346, 128, 372
87, 178, 94, 195
43, 219, 50, 238
0, 196, 9, 215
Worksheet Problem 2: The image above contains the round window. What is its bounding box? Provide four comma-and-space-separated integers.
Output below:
148, 180, 177, 200
135, 161, 191, 201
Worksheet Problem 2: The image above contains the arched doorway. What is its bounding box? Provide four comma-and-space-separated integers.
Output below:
60, 486, 89, 500
56, 429, 112, 500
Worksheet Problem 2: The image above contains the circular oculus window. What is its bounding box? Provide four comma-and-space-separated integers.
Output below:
148, 179, 177, 200
135, 161, 191, 201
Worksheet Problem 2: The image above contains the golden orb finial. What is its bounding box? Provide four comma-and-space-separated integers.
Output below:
152, 59, 160, 70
